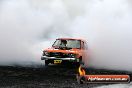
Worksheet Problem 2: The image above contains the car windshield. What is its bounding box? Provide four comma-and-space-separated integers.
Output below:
52, 39, 81, 49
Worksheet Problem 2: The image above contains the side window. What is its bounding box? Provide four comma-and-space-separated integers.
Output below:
84, 42, 88, 50
81, 41, 84, 49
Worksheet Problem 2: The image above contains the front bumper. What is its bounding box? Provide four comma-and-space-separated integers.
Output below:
41, 56, 76, 61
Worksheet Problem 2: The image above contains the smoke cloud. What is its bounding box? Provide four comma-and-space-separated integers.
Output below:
0, 0, 70, 66
0, 0, 132, 71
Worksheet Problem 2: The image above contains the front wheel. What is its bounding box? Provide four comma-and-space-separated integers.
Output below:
45, 60, 49, 66
76, 58, 84, 67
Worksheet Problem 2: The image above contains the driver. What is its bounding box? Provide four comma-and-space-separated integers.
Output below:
60, 40, 67, 47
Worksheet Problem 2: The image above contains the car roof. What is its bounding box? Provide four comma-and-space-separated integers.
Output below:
57, 38, 86, 42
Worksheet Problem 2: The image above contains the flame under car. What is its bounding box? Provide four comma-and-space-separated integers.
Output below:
41, 38, 88, 66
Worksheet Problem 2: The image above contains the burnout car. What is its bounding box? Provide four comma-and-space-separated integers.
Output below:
41, 38, 88, 66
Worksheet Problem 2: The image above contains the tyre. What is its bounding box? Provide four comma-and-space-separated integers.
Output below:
45, 60, 49, 66
76, 58, 84, 68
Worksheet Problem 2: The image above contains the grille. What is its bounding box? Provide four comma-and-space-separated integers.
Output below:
48, 52, 69, 58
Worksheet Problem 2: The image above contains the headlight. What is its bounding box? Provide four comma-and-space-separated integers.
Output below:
43, 51, 49, 56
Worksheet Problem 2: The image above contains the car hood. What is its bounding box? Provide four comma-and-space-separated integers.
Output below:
44, 47, 81, 54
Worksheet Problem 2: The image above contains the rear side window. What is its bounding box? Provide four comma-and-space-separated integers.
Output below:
84, 42, 88, 50
81, 41, 84, 49
81, 41, 88, 50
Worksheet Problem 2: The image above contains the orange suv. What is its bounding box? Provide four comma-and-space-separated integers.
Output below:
41, 38, 88, 66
